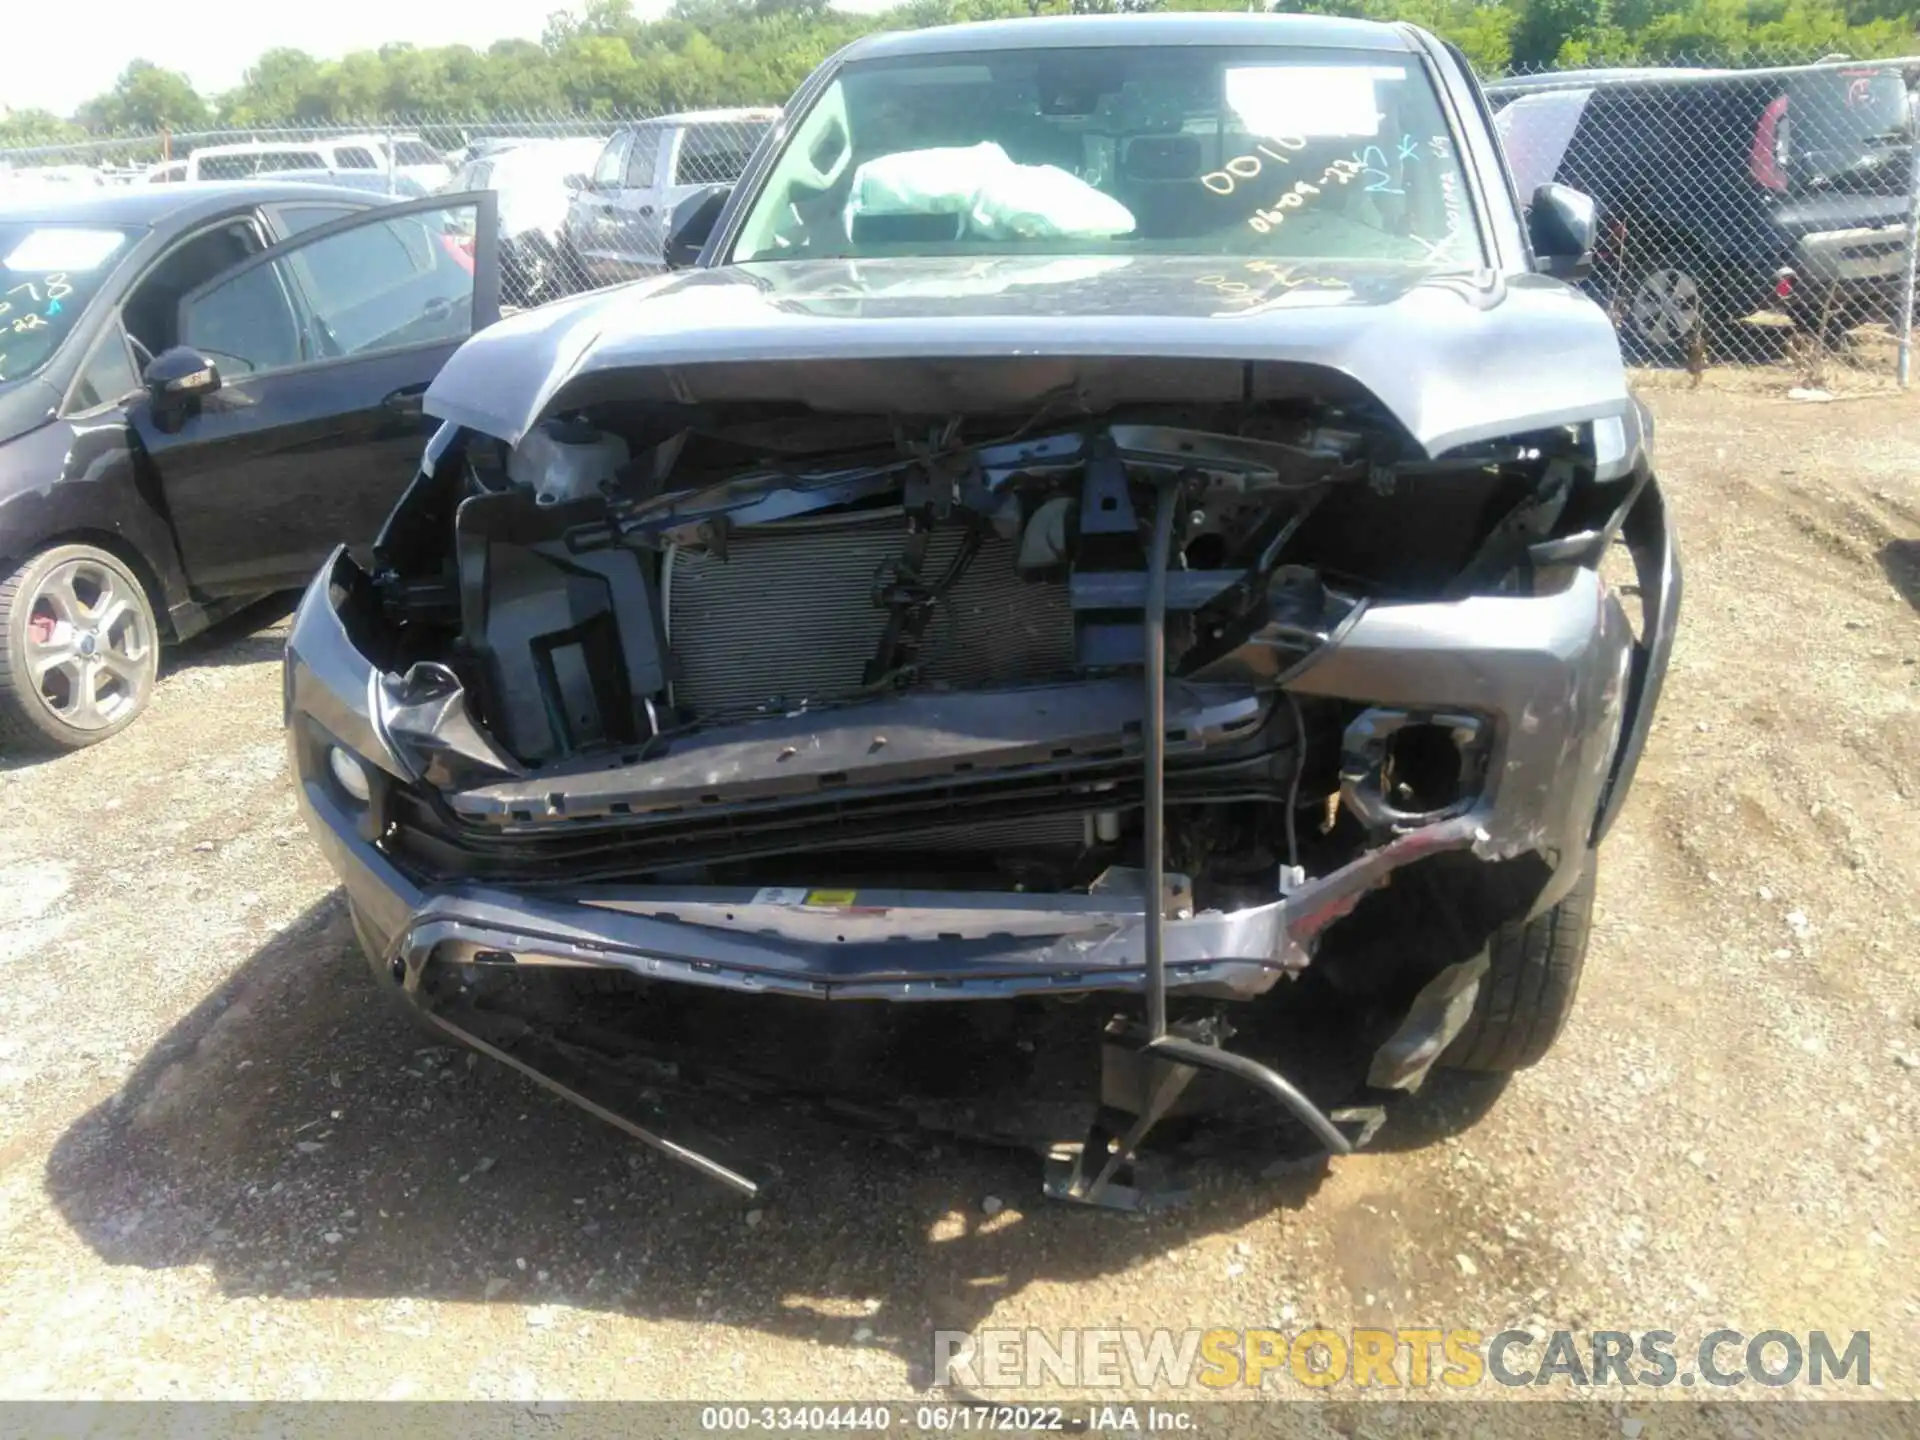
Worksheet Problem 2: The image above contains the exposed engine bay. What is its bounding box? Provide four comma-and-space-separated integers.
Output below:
362, 390, 1615, 902
295, 366, 1668, 1206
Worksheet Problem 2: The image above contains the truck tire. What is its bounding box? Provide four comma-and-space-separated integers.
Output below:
0, 543, 160, 753
1443, 860, 1597, 1073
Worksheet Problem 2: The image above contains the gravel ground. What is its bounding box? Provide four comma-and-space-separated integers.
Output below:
0, 389, 1915, 1413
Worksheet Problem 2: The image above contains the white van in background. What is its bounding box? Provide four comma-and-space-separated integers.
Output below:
375, 135, 457, 191
184, 136, 451, 190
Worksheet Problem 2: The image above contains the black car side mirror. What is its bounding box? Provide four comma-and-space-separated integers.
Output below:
143, 347, 220, 430
1528, 182, 1597, 282
145, 346, 221, 403
665, 185, 731, 270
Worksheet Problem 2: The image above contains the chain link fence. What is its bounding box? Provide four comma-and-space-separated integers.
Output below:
5, 50, 1920, 385
1489, 53, 1920, 387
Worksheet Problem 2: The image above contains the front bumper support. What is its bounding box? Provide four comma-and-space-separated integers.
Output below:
359, 803, 1487, 1001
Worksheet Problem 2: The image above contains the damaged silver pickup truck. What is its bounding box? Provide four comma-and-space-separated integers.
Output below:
285, 13, 1679, 1206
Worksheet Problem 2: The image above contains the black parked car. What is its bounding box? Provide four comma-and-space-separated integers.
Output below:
1490, 65, 1915, 356
0, 183, 498, 751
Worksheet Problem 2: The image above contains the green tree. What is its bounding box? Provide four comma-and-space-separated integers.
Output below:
1449, 3, 1522, 69
0, 108, 83, 148
1279, 0, 1519, 69
17, 0, 1920, 143
1511, 0, 1613, 65
75, 59, 209, 134
544, 0, 645, 47
484, 39, 568, 112
219, 48, 325, 124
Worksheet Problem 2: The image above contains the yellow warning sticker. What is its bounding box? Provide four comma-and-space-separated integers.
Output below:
804, 889, 858, 908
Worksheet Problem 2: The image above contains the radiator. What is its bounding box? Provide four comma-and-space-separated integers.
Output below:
878, 812, 1093, 854
665, 510, 1077, 720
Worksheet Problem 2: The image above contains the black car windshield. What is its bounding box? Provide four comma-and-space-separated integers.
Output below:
1789, 68, 1912, 188
731, 45, 1482, 267
0, 222, 137, 386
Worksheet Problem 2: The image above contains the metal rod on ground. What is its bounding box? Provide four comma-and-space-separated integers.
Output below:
1899, 84, 1920, 388
419, 1003, 762, 1197
1142, 479, 1179, 1043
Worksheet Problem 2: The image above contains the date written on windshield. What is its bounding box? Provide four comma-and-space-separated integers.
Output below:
1198, 143, 1366, 234
1, 274, 76, 333
1247, 157, 1364, 234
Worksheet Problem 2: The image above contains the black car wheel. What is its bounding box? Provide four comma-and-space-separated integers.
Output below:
0, 543, 160, 752
1619, 256, 1716, 359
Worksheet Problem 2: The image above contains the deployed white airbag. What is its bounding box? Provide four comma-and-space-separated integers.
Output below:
846, 142, 1135, 241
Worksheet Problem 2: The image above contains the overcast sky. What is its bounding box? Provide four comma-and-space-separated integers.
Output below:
3, 0, 898, 115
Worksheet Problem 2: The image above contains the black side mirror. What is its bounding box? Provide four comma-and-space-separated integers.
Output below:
1528, 182, 1597, 282
665, 185, 731, 270
144, 347, 221, 410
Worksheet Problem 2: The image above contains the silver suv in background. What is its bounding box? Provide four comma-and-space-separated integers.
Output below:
561, 108, 777, 282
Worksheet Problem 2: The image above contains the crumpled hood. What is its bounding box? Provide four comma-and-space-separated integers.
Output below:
425, 254, 1629, 457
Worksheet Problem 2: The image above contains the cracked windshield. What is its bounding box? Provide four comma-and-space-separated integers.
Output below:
734, 46, 1482, 268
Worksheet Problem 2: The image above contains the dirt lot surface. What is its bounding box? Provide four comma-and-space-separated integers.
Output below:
0, 389, 1916, 1417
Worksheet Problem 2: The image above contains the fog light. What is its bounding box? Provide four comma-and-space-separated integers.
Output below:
328, 745, 372, 804
1339, 708, 1487, 831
